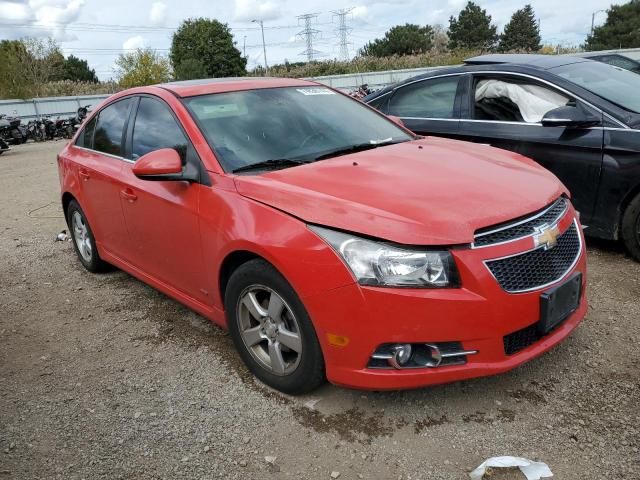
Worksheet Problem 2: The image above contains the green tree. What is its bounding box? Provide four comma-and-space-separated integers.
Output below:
360, 24, 434, 57
448, 1, 498, 51
585, 0, 640, 50
498, 5, 541, 52
170, 18, 247, 80
62, 55, 98, 83
0, 40, 33, 98
115, 48, 172, 88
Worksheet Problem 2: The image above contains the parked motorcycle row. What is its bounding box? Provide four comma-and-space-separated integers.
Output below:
0, 105, 90, 155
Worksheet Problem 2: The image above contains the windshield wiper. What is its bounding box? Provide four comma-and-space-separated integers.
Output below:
310, 139, 400, 162
232, 158, 307, 174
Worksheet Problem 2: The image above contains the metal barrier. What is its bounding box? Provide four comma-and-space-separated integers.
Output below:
0, 94, 110, 121
2, 48, 639, 119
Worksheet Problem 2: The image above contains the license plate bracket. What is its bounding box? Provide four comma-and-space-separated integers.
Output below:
538, 272, 582, 335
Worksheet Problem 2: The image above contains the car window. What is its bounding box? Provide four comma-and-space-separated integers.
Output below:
551, 61, 640, 114
368, 93, 390, 112
75, 116, 97, 149
592, 55, 640, 72
388, 77, 460, 119
132, 97, 189, 161
472, 78, 569, 123
93, 98, 131, 157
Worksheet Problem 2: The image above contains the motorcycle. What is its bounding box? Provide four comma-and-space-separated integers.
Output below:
0, 137, 9, 154
65, 105, 91, 138
349, 84, 373, 100
0, 114, 25, 145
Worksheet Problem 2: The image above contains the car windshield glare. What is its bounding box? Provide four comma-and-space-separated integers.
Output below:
183, 86, 412, 172
551, 61, 640, 114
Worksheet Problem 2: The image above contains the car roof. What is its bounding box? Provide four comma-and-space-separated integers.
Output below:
464, 54, 590, 69
158, 77, 319, 97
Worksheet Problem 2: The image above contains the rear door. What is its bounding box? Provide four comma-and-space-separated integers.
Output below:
71, 98, 133, 260
385, 75, 463, 136
457, 73, 604, 224
118, 95, 208, 303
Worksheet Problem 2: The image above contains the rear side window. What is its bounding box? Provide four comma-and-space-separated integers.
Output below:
93, 98, 131, 156
388, 77, 460, 118
75, 117, 97, 149
131, 97, 189, 161
368, 93, 390, 112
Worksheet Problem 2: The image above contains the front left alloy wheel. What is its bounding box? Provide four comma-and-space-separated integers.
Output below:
225, 259, 325, 394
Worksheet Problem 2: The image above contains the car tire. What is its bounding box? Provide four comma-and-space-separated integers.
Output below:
225, 259, 325, 394
621, 194, 640, 262
67, 199, 110, 273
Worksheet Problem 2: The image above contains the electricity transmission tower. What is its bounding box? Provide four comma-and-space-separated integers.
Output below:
332, 8, 353, 61
297, 13, 322, 62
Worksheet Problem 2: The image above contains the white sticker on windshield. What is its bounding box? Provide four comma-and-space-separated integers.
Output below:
296, 88, 336, 96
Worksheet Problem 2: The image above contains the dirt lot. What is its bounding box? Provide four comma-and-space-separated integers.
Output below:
1, 141, 639, 480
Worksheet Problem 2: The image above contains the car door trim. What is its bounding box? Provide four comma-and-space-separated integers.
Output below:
388, 70, 628, 129
74, 145, 136, 164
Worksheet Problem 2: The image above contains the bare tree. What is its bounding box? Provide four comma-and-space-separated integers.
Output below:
431, 24, 449, 54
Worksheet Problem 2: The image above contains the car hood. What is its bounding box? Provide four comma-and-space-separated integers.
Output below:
234, 137, 566, 245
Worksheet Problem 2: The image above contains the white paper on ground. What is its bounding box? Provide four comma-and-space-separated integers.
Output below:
469, 456, 553, 480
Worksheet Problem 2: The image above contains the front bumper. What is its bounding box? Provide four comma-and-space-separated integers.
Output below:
304, 208, 587, 390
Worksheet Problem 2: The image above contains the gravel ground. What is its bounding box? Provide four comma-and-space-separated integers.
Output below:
1, 141, 639, 480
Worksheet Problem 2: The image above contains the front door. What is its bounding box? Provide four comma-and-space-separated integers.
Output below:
118, 96, 208, 303
458, 73, 604, 224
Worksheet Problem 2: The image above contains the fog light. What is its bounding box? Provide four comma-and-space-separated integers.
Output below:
389, 344, 412, 369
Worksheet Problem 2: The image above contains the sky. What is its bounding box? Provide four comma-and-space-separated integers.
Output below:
0, 0, 625, 80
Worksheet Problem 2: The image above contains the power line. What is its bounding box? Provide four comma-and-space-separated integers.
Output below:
296, 13, 323, 62
332, 8, 353, 61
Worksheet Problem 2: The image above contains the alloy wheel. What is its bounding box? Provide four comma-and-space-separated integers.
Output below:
236, 285, 303, 376
72, 211, 92, 262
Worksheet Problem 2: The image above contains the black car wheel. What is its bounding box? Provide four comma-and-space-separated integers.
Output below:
225, 259, 325, 394
621, 194, 640, 262
67, 200, 110, 273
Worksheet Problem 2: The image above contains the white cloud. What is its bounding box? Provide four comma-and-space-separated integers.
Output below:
233, 0, 281, 21
0, 0, 84, 40
0, 1, 34, 21
149, 1, 167, 26
351, 5, 369, 20
123, 35, 146, 50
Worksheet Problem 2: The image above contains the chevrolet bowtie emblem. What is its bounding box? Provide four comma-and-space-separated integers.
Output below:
534, 224, 561, 250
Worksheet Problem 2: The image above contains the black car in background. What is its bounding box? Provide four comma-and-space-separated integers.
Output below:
364, 54, 640, 261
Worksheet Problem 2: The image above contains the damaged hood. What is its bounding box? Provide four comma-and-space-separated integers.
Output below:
234, 137, 566, 245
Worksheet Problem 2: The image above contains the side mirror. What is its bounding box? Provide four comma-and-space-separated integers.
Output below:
132, 148, 197, 182
387, 115, 404, 127
541, 105, 600, 128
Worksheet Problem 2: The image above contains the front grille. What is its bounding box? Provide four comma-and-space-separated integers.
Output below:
474, 197, 569, 247
486, 222, 581, 293
504, 323, 540, 355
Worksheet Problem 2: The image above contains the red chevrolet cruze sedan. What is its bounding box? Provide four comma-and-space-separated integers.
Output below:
58, 78, 587, 394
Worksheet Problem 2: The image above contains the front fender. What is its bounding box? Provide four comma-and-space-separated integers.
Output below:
198, 184, 355, 314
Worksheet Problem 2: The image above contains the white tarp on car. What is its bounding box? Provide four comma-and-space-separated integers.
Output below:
475, 79, 568, 123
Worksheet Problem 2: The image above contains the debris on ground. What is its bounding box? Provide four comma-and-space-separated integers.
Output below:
470, 456, 553, 480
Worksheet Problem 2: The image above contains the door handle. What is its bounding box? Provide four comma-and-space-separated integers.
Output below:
120, 188, 138, 202
78, 169, 90, 180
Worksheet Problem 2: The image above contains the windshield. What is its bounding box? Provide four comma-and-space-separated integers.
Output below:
550, 61, 640, 114
184, 86, 412, 172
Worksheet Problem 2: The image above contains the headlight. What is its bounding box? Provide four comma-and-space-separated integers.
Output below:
309, 226, 460, 288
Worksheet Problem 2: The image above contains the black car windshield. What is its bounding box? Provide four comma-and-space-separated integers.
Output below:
551, 61, 640, 114
184, 86, 412, 172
